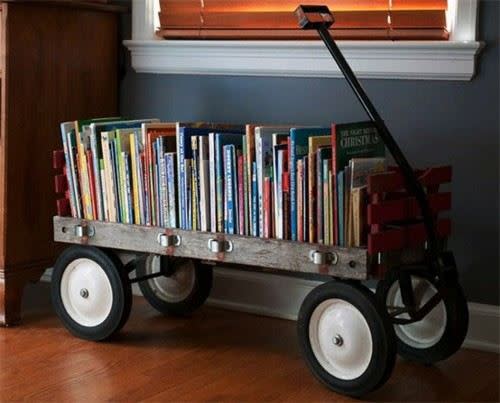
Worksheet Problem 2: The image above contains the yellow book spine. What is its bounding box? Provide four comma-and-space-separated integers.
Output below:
130, 134, 141, 225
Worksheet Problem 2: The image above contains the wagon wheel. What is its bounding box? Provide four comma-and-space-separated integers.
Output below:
51, 246, 132, 341
136, 255, 213, 316
297, 281, 397, 397
376, 268, 469, 364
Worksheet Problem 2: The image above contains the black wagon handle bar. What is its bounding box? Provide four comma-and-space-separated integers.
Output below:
295, 5, 440, 266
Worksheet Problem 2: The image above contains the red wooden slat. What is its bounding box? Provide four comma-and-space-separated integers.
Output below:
54, 174, 68, 194
368, 192, 451, 224
367, 166, 452, 194
56, 198, 71, 217
368, 218, 451, 254
53, 150, 65, 169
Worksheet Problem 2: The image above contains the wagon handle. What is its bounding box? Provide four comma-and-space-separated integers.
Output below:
295, 5, 441, 271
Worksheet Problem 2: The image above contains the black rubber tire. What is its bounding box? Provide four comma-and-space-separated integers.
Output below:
51, 246, 132, 341
137, 256, 213, 316
297, 281, 397, 397
376, 268, 469, 365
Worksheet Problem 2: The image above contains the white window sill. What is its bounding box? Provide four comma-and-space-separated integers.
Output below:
123, 39, 483, 81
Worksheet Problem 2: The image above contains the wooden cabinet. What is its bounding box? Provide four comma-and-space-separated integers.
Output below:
0, 1, 123, 325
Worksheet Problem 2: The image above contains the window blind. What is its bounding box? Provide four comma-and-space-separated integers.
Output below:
157, 0, 449, 40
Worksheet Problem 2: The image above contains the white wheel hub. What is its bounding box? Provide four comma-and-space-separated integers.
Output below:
145, 255, 195, 303
60, 258, 113, 327
387, 277, 447, 349
309, 299, 373, 380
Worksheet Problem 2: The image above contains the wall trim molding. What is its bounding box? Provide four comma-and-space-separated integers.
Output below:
123, 39, 483, 81
42, 267, 499, 353
125, 0, 482, 81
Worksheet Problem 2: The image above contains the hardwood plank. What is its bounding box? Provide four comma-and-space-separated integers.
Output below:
0, 283, 498, 402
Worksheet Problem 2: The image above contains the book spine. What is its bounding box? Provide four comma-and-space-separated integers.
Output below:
263, 176, 270, 238
337, 171, 344, 247
110, 140, 121, 222
153, 141, 161, 226
130, 134, 140, 225
123, 152, 134, 224
101, 134, 114, 222
303, 156, 308, 242
86, 149, 98, 219
178, 129, 186, 229
251, 161, 258, 237
191, 156, 198, 231
161, 152, 169, 228
289, 133, 297, 241
116, 136, 126, 223
245, 125, 255, 236
99, 160, 107, 221
90, 131, 104, 220
317, 151, 324, 244
166, 153, 177, 228
208, 133, 217, 233
67, 131, 82, 218
76, 129, 93, 220
224, 145, 234, 234
237, 154, 244, 235
323, 159, 330, 245
185, 159, 192, 230
242, 141, 249, 236
308, 151, 316, 243
216, 136, 224, 233
256, 134, 263, 237
283, 172, 290, 240
328, 170, 334, 245
297, 159, 303, 242
60, 126, 77, 218
331, 125, 338, 245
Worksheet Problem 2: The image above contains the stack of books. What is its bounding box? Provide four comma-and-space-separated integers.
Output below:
60, 119, 386, 248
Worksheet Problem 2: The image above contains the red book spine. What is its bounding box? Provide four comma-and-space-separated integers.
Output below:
297, 160, 304, 242
283, 172, 290, 240
263, 177, 271, 238
237, 154, 245, 235
86, 149, 98, 219
331, 124, 338, 245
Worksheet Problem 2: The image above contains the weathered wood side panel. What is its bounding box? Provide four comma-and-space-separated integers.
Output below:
54, 217, 367, 280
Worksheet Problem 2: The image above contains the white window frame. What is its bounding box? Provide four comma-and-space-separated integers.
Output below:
124, 0, 483, 81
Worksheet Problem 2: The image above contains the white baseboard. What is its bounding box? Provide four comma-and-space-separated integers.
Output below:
41, 267, 499, 353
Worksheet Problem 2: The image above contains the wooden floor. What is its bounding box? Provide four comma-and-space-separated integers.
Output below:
1, 283, 498, 402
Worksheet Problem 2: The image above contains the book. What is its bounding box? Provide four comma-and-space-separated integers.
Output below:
337, 171, 345, 247
60, 122, 81, 218
302, 154, 308, 243
223, 144, 237, 234
101, 131, 119, 222
273, 144, 288, 239
165, 152, 177, 228
289, 127, 330, 241
208, 132, 217, 233
351, 187, 367, 247
297, 159, 304, 242
307, 135, 330, 243
331, 121, 385, 244
251, 161, 258, 237
316, 146, 332, 244
322, 158, 330, 245
237, 153, 245, 235
263, 176, 272, 238
199, 136, 210, 232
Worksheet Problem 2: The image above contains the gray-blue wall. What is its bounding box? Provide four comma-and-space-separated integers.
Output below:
120, 0, 499, 305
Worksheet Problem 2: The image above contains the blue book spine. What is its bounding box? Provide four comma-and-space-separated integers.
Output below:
166, 153, 177, 228
337, 170, 344, 247
224, 145, 235, 234
215, 134, 224, 233
186, 159, 192, 230
290, 130, 297, 241
251, 161, 258, 237
123, 152, 133, 224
